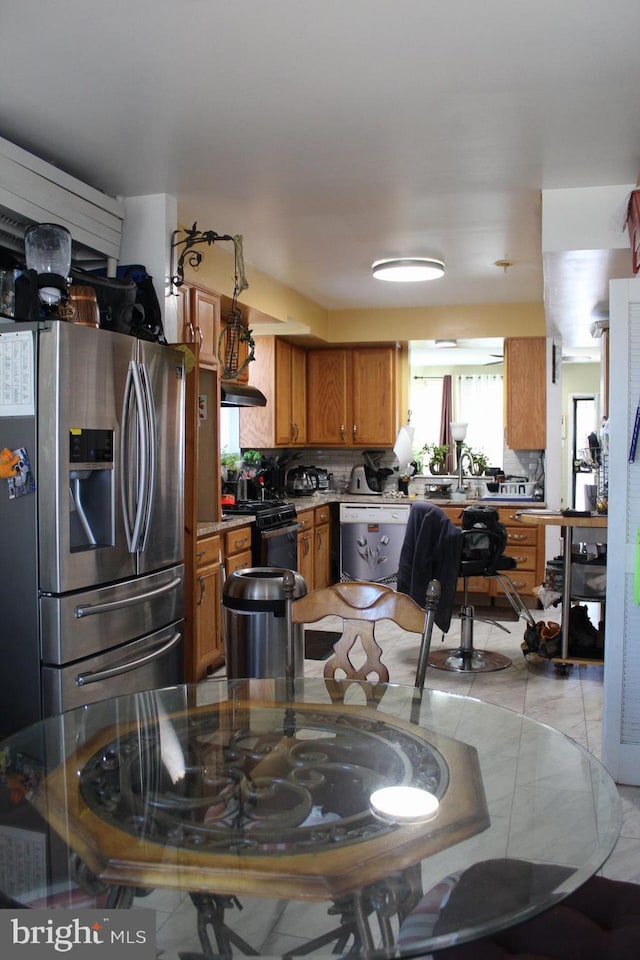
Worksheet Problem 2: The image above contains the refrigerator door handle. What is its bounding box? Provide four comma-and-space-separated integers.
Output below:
75, 631, 182, 686
120, 359, 149, 553
75, 575, 182, 618
137, 361, 157, 552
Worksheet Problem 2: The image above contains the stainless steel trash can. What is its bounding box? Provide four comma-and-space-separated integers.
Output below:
222, 567, 307, 679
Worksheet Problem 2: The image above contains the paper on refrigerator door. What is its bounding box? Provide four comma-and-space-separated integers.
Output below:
0, 330, 34, 416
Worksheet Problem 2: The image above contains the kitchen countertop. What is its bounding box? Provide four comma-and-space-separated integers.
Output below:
197, 493, 545, 537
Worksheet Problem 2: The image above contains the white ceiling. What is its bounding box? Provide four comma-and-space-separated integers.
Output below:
1, 1, 639, 352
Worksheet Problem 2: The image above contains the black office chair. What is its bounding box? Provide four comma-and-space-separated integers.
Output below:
429, 508, 538, 673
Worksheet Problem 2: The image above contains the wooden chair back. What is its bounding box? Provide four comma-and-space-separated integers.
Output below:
291, 581, 428, 696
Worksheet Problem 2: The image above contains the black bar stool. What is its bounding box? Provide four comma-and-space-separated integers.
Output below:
429, 529, 536, 674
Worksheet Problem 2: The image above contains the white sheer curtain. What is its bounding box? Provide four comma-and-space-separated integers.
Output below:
454, 374, 504, 466
409, 373, 504, 469
409, 377, 444, 453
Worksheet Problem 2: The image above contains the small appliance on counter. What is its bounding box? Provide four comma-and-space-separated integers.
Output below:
284, 465, 315, 497
306, 465, 331, 492
347, 451, 393, 495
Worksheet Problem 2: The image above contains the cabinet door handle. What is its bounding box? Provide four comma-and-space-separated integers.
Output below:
352, 424, 357, 441
511, 555, 527, 564
197, 575, 206, 605
340, 423, 345, 440
508, 533, 527, 541
196, 326, 203, 349
188, 321, 195, 342
303, 535, 311, 557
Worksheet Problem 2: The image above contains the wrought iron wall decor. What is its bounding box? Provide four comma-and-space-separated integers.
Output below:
170, 223, 248, 294
171, 222, 255, 379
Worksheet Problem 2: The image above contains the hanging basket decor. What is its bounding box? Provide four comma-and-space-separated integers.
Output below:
218, 312, 256, 380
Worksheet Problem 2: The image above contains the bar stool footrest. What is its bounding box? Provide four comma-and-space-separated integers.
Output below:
429, 647, 512, 673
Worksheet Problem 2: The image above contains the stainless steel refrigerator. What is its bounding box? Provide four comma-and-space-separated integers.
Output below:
0, 320, 185, 735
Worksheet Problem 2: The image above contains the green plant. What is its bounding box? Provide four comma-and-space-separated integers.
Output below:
242, 449, 262, 464
466, 447, 490, 475
421, 442, 449, 475
221, 449, 241, 468
421, 442, 449, 463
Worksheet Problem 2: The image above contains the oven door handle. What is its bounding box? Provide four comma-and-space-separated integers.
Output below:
76, 631, 182, 687
260, 521, 300, 540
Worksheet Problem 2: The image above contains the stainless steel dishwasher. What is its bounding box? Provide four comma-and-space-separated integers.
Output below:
339, 503, 411, 585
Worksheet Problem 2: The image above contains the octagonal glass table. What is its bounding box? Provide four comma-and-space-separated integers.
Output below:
0, 678, 621, 957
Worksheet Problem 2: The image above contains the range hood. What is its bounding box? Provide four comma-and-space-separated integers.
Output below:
220, 380, 267, 407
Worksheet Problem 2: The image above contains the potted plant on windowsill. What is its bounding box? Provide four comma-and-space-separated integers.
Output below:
421, 443, 449, 475
466, 448, 490, 477
221, 449, 241, 481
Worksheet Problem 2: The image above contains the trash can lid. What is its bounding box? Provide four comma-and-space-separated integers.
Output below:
222, 567, 307, 603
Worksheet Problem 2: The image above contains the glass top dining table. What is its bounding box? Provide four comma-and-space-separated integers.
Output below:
0, 678, 622, 958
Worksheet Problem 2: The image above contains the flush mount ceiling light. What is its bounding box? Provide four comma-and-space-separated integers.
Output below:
435, 338, 457, 348
372, 258, 445, 282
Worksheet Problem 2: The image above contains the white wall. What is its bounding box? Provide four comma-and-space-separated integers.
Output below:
120, 194, 179, 340
603, 278, 640, 785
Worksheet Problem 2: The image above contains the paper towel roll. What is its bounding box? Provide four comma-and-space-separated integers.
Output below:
393, 425, 415, 470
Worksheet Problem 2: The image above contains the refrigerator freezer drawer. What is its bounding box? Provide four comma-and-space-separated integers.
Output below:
41, 620, 184, 715
40, 564, 184, 664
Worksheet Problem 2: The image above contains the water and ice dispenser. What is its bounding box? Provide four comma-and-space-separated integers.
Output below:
68, 428, 114, 551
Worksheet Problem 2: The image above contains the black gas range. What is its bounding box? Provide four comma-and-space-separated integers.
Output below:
222, 499, 299, 569
222, 498, 297, 530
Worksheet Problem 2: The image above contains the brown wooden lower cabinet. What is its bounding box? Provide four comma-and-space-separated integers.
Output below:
296, 506, 332, 590
191, 533, 224, 681
223, 524, 253, 576
314, 506, 331, 589
297, 509, 315, 588
440, 505, 544, 606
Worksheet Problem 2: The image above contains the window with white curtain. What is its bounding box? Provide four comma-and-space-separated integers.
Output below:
220, 407, 240, 455
409, 377, 444, 453
409, 373, 504, 468
455, 374, 504, 466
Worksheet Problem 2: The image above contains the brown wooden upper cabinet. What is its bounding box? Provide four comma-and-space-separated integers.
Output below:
240, 336, 307, 448
307, 346, 399, 447
504, 337, 546, 450
179, 282, 221, 370
275, 339, 307, 445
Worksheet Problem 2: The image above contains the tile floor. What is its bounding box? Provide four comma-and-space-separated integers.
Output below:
148, 606, 640, 957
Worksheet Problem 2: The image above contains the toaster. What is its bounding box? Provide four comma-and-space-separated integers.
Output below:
308, 466, 330, 491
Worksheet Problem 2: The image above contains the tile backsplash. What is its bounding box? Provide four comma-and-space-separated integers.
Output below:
252, 446, 545, 496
